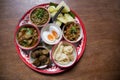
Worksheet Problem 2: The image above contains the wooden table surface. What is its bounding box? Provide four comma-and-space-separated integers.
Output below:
0, 0, 120, 80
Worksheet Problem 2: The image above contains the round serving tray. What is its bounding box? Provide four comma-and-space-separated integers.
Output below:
14, 3, 87, 74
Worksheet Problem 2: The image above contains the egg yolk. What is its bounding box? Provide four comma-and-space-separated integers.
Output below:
51, 30, 58, 38
47, 34, 55, 41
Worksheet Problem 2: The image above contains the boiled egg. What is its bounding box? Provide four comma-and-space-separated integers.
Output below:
49, 25, 60, 39
42, 25, 61, 44
42, 31, 55, 43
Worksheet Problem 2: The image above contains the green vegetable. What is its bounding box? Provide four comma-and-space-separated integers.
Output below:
20, 27, 27, 31
69, 12, 75, 19
71, 26, 77, 33
21, 40, 28, 46
50, 2, 58, 7
36, 9, 45, 18
26, 28, 33, 35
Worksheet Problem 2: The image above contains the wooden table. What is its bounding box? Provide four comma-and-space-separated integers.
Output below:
0, 0, 120, 80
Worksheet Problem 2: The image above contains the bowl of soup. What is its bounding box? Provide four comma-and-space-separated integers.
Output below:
30, 7, 50, 27
16, 24, 40, 50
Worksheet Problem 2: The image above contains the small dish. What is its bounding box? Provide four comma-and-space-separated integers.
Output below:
41, 23, 63, 45
29, 7, 50, 27
16, 24, 40, 50
29, 46, 50, 69
51, 41, 77, 68
63, 22, 83, 43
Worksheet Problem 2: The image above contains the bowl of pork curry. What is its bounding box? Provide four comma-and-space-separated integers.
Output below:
16, 24, 40, 50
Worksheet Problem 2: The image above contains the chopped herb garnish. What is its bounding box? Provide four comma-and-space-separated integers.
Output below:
71, 26, 77, 33
36, 9, 45, 18
20, 27, 27, 31
26, 28, 33, 35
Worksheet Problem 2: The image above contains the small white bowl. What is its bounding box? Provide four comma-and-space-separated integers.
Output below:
41, 23, 63, 45
51, 41, 77, 68
63, 22, 83, 43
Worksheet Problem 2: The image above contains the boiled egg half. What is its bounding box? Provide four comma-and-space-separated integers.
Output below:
42, 25, 61, 43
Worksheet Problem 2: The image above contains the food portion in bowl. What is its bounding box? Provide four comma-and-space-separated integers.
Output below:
30, 46, 50, 68
48, 1, 75, 26
41, 23, 62, 45
63, 22, 82, 43
16, 24, 40, 49
30, 7, 50, 26
52, 41, 77, 68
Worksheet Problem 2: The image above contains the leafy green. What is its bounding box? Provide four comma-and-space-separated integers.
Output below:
69, 11, 75, 19
49, 2, 58, 7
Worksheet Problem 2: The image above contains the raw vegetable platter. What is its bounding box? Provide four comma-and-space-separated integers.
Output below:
14, 2, 86, 74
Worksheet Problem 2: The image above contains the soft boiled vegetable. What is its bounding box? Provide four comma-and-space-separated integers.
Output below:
55, 20, 62, 26
48, 6, 56, 13
56, 1, 70, 13
48, 1, 75, 25
57, 14, 75, 24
